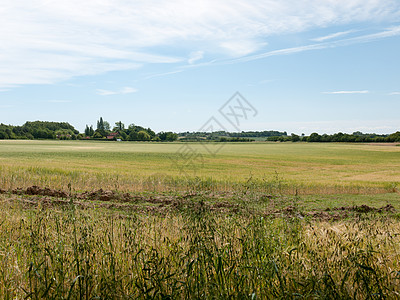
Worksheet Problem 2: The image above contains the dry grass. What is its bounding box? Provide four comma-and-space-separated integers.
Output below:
0, 197, 400, 298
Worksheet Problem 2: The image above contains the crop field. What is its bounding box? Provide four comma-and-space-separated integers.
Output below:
1, 140, 400, 194
1, 140, 400, 298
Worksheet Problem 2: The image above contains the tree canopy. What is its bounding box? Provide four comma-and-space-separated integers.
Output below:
1, 118, 399, 143
0, 121, 78, 140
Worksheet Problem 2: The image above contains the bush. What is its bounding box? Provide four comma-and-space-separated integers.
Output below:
137, 130, 151, 141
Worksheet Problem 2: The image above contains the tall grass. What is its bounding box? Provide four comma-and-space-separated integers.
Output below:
0, 200, 400, 298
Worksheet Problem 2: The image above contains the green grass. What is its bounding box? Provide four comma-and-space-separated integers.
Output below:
1, 196, 400, 299
0, 140, 399, 194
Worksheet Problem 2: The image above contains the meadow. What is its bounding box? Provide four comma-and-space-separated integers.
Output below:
0, 140, 399, 194
1, 140, 400, 298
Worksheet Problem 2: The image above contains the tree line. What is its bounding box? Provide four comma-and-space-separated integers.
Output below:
267, 131, 400, 143
0, 121, 78, 140
84, 117, 178, 141
178, 130, 287, 141
0, 118, 178, 142
1, 119, 399, 143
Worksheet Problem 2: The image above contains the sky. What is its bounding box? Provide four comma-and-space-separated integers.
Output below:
0, 0, 400, 135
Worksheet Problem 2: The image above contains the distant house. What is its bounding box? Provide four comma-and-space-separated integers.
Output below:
107, 132, 118, 140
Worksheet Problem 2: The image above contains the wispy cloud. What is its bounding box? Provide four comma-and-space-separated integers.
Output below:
188, 51, 204, 64
323, 90, 369, 94
312, 30, 355, 42
144, 70, 183, 80
389, 92, 400, 95
191, 25, 400, 68
96, 87, 138, 96
0, 0, 399, 88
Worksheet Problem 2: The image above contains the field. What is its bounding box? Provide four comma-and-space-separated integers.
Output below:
1, 140, 400, 298
1, 140, 400, 194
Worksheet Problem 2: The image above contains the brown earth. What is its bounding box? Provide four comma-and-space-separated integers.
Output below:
0, 186, 397, 221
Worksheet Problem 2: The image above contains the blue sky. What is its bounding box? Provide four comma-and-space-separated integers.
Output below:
0, 0, 400, 134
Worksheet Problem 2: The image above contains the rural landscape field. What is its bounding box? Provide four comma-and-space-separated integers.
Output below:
0, 140, 400, 196
2, 0, 400, 298
1, 140, 400, 298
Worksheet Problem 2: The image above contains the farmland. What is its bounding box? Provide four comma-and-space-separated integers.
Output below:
1, 140, 400, 298
1, 140, 400, 194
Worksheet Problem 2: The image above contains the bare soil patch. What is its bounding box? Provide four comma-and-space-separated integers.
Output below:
0, 186, 397, 220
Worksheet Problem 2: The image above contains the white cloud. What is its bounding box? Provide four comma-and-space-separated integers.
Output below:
144, 70, 183, 80
389, 92, 400, 95
219, 40, 268, 56
312, 30, 355, 42
1, 0, 400, 88
188, 51, 204, 64
217, 26, 400, 66
96, 87, 138, 96
323, 90, 369, 94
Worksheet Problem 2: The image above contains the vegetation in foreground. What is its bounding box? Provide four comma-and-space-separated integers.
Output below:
1, 190, 400, 299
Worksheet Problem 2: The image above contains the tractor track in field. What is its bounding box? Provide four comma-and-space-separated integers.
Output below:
0, 185, 397, 221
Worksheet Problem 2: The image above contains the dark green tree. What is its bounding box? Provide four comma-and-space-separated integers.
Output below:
84, 125, 90, 136
158, 131, 178, 141
97, 117, 104, 131
96, 117, 109, 137
114, 121, 125, 132
291, 133, 300, 142
308, 133, 321, 142
128, 131, 138, 141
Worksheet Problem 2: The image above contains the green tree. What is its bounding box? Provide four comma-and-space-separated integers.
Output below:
114, 121, 125, 132
0, 130, 9, 139
103, 121, 111, 131
97, 117, 104, 131
158, 131, 178, 141
137, 130, 151, 141
128, 131, 138, 141
291, 133, 300, 142
119, 131, 128, 140
146, 128, 155, 138
308, 133, 321, 142
84, 125, 89, 136
96, 117, 110, 137
93, 132, 103, 139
